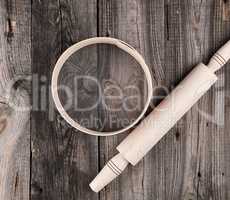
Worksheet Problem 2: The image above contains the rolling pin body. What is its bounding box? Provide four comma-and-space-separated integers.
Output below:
117, 63, 217, 165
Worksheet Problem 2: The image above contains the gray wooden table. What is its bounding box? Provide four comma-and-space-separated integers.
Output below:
0, 0, 230, 199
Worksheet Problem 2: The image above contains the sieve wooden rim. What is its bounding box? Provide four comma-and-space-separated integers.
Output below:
51, 37, 153, 136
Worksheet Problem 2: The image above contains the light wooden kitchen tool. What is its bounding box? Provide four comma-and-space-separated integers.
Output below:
89, 40, 230, 192
51, 37, 153, 136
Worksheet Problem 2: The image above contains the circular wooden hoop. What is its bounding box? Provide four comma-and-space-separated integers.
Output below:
51, 37, 153, 136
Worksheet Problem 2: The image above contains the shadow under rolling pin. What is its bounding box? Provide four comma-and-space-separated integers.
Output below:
90, 40, 230, 193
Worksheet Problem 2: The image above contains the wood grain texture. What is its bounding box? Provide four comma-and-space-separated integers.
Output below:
97, 0, 230, 200
31, 0, 98, 200
1, 0, 230, 199
209, 0, 230, 199
0, 0, 31, 200
99, 0, 164, 199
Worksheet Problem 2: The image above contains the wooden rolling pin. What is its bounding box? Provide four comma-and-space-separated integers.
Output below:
90, 40, 230, 192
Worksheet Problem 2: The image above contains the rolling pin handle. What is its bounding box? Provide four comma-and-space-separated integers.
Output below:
89, 153, 129, 192
208, 40, 230, 72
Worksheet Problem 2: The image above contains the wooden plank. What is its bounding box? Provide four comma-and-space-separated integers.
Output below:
208, 0, 230, 199
162, 1, 215, 199
0, 0, 31, 199
31, 0, 98, 199
97, 0, 163, 199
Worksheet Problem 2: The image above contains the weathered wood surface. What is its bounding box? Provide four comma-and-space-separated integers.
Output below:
31, 0, 98, 200
98, 1, 230, 200
0, 0, 31, 200
0, 0, 230, 200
